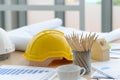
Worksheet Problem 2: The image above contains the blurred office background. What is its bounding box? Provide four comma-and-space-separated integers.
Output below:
0, 0, 120, 32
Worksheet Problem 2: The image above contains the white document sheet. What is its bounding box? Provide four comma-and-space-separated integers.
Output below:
110, 43, 120, 50
92, 59, 120, 79
0, 65, 57, 80
109, 43, 120, 58
91, 71, 113, 79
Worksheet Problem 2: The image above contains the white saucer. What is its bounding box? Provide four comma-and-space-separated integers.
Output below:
79, 77, 87, 80
56, 77, 87, 80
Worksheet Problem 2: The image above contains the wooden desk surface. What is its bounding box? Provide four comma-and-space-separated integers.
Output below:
0, 51, 112, 80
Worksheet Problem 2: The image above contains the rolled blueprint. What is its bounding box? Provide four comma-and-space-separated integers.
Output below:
7, 18, 120, 51
8, 18, 62, 51
28, 18, 62, 36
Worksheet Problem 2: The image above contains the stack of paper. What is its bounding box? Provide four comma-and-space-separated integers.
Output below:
0, 65, 57, 80
91, 71, 113, 79
110, 43, 120, 50
92, 59, 120, 79
110, 43, 120, 58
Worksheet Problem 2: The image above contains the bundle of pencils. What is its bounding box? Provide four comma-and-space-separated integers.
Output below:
65, 32, 98, 74
65, 32, 98, 52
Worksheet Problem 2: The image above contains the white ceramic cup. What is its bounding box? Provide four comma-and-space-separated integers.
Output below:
56, 64, 86, 80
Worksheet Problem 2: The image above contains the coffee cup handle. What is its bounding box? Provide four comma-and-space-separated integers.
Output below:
80, 67, 86, 76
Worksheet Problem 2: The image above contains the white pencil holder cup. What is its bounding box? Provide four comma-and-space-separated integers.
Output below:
73, 50, 91, 74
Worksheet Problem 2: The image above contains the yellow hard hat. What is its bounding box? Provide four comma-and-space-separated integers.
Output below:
23, 30, 72, 62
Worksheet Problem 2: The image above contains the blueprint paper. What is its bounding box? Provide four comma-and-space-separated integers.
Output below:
91, 70, 113, 79
92, 59, 120, 79
0, 65, 57, 80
